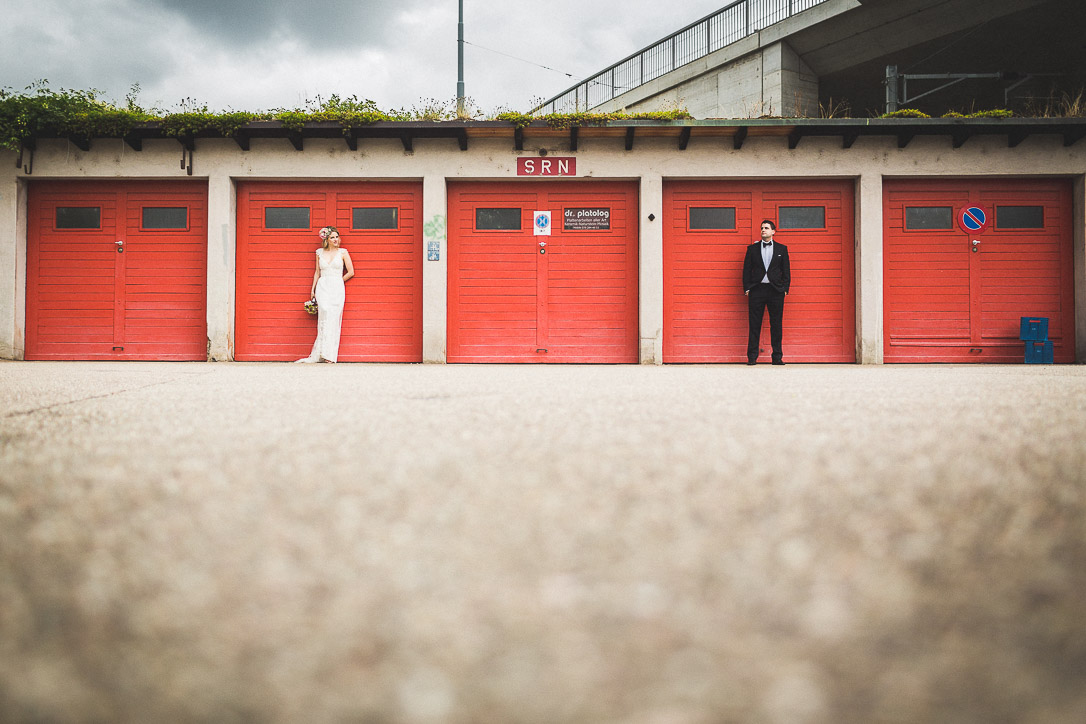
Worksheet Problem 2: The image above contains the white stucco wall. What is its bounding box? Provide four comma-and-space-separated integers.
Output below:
639, 174, 663, 364
1, 129, 1084, 363
206, 174, 236, 360
856, 173, 883, 364
0, 179, 25, 360
422, 174, 448, 364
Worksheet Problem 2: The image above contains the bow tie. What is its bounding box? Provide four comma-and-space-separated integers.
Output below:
762, 242, 772, 247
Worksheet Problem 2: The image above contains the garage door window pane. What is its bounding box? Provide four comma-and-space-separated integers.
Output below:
996, 206, 1044, 229
142, 207, 188, 229
353, 207, 398, 230
905, 207, 952, 230
56, 207, 101, 229
476, 208, 521, 230
265, 207, 310, 229
689, 207, 736, 230
779, 206, 825, 229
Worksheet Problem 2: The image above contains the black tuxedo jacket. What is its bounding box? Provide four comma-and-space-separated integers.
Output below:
742, 241, 790, 294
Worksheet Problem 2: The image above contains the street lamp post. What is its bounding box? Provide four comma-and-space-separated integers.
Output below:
457, 0, 465, 117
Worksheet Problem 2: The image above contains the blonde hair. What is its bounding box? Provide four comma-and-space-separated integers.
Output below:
319, 226, 339, 249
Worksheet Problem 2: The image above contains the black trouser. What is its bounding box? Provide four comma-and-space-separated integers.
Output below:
747, 284, 785, 363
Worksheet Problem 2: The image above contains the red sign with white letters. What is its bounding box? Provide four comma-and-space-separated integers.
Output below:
517, 157, 577, 176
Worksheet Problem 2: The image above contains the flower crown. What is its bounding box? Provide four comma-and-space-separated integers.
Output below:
318, 226, 338, 241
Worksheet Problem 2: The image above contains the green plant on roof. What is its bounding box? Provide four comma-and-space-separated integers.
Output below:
496, 109, 693, 129
0, 82, 154, 150
881, 108, 931, 119
2, 82, 1076, 152
942, 108, 1015, 119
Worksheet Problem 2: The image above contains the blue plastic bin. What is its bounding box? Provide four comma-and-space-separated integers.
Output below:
1025, 340, 1053, 364
1020, 316, 1049, 341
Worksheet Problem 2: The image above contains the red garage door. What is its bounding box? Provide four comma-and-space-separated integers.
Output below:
236, 182, 422, 361
26, 181, 208, 360
884, 179, 1075, 362
663, 180, 855, 362
448, 181, 638, 363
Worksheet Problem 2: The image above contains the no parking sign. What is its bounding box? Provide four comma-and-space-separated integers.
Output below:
958, 206, 990, 233
533, 210, 551, 236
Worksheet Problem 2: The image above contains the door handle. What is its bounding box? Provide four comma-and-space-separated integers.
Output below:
115, 239, 124, 253
971, 239, 980, 253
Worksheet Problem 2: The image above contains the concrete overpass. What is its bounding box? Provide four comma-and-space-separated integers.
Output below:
536, 0, 1086, 118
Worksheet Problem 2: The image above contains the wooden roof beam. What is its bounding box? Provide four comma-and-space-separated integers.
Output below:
1007, 130, 1029, 148
733, 126, 748, 150
678, 126, 691, 150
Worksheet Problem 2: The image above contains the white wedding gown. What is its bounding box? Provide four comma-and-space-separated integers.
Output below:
296, 248, 345, 363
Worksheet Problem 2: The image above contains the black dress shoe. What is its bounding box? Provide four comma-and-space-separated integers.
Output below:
772, 360, 785, 365
746, 360, 756, 366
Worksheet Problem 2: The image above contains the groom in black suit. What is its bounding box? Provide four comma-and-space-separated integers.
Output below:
742, 219, 790, 365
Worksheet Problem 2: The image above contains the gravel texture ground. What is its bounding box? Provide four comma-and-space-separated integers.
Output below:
1, 361, 1084, 724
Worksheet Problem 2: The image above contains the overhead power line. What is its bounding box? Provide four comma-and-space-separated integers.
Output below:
463, 40, 578, 79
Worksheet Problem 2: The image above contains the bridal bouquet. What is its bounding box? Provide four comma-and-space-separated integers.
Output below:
304, 298, 318, 315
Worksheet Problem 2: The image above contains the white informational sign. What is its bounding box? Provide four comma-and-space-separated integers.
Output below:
564, 208, 610, 231
533, 210, 552, 236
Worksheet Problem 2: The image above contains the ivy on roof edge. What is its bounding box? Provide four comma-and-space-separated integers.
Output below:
495, 110, 694, 129
0, 85, 408, 151
0, 85, 701, 150
880, 108, 1016, 119
3, 84, 1065, 152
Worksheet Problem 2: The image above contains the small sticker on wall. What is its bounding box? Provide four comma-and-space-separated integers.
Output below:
427, 240, 440, 261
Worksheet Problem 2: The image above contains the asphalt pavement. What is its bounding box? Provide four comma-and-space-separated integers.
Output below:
1, 361, 1084, 723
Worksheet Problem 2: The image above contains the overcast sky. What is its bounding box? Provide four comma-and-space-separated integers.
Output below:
5, 0, 728, 115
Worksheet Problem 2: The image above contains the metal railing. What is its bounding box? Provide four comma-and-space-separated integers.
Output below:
532, 0, 830, 114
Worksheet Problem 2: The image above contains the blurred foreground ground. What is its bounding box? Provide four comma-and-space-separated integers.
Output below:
1, 362, 1084, 723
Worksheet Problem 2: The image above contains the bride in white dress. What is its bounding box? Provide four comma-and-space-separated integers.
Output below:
297, 226, 354, 363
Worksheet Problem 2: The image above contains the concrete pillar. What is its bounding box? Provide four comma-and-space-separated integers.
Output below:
1074, 174, 1085, 363
206, 173, 235, 361
715, 41, 819, 119
717, 52, 765, 118
639, 173, 663, 364
856, 173, 883, 364
763, 41, 820, 117
0, 177, 26, 359
422, 174, 448, 363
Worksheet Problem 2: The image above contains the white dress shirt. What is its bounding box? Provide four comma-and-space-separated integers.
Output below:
760, 241, 773, 283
